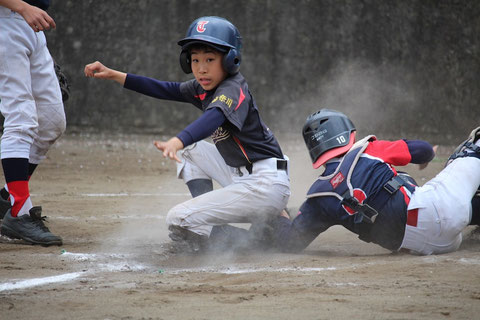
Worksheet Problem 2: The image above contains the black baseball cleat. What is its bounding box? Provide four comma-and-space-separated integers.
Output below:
447, 126, 480, 166
167, 225, 208, 253
0, 206, 63, 246
0, 188, 11, 220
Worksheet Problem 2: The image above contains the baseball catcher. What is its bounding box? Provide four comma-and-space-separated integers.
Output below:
271, 109, 480, 255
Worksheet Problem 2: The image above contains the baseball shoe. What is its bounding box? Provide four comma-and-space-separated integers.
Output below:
447, 126, 480, 166
0, 206, 63, 246
0, 188, 11, 220
167, 225, 208, 253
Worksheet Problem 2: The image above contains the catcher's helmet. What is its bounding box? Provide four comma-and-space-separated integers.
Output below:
178, 16, 242, 75
302, 109, 356, 168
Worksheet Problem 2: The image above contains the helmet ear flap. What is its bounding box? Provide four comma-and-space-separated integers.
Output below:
223, 48, 241, 74
179, 50, 192, 74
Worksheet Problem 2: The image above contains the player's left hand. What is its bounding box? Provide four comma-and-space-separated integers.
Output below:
418, 145, 438, 170
153, 137, 184, 163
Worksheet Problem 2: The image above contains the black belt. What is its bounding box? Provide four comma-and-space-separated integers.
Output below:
277, 159, 288, 171
242, 159, 287, 175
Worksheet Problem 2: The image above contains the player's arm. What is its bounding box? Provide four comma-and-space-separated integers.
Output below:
84, 61, 127, 85
153, 107, 226, 162
123, 74, 186, 102
0, 0, 55, 32
274, 198, 332, 253
404, 139, 437, 169
365, 139, 435, 168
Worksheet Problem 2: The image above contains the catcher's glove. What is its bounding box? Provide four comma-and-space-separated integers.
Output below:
54, 61, 70, 102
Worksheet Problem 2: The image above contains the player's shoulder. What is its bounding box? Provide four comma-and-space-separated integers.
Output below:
217, 72, 247, 90
210, 73, 250, 107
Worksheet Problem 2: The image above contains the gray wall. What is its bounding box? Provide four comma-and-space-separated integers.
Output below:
46, 0, 480, 144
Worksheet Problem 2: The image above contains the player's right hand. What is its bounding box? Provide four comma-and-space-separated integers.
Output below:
84, 61, 127, 85
84, 61, 110, 78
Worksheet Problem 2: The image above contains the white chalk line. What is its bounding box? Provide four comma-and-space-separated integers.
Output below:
0, 272, 85, 292
3, 249, 478, 293
0, 252, 150, 292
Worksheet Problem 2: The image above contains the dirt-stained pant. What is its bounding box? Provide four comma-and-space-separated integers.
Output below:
401, 155, 480, 255
0, 7, 66, 164
167, 141, 291, 237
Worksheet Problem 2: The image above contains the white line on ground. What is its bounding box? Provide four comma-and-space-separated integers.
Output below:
0, 272, 85, 292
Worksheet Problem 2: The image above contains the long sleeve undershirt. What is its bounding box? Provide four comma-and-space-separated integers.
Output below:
176, 107, 226, 147
404, 139, 435, 164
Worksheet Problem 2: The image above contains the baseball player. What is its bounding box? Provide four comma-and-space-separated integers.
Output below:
270, 109, 480, 255
0, 0, 65, 246
84, 16, 290, 252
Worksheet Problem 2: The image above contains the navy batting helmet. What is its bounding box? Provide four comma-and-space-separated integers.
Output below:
178, 16, 242, 75
302, 109, 356, 168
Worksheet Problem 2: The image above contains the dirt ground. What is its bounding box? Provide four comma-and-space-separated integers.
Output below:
0, 132, 479, 320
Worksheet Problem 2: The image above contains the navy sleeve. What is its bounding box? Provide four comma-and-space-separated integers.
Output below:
124, 74, 186, 102
176, 108, 226, 147
274, 198, 333, 252
404, 139, 435, 164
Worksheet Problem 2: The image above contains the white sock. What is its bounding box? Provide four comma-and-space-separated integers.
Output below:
16, 197, 33, 217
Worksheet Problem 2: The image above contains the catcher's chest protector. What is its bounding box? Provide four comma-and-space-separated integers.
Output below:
306, 135, 379, 224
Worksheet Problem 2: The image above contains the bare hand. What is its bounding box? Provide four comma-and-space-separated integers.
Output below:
84, 61, 112, 79
153, 137, 184, 163
17, 2, 56, 32
84, 61, 126, 84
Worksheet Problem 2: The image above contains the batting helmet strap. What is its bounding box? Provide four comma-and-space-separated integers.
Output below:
178, 16, 242, 75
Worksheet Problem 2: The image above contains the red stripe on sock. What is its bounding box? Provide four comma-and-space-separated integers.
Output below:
6, 180, 30, 217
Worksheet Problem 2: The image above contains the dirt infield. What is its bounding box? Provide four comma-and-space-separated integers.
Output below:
1, 133, 479, 320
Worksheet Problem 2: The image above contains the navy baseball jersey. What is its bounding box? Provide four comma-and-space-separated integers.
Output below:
275, 139, 433, 252
124, 72, 284, 168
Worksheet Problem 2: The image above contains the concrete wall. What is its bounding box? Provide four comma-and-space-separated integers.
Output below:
46, 0, 480, 144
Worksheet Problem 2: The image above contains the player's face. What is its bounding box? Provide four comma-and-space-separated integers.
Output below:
190, 48, 228, 91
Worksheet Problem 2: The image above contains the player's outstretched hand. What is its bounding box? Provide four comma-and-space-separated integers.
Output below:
84, 61, 127, 85
153, 137, 184, 163
418, 145, 438, 170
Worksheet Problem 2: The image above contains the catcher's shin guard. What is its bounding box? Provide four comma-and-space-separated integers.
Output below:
446, 126, 480, 166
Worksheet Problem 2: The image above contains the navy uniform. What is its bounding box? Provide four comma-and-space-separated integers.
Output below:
274, 109, 480, 255
123, 17, 290, 248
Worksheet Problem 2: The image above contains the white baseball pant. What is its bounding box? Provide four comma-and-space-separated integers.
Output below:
401, 151, 480, 255
0, 7, 66, 164
167, 141, 291, 236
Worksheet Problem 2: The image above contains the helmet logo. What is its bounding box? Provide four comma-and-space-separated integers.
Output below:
196, 21, 209, 33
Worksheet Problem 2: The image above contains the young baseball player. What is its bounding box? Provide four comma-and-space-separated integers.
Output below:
84, 16, 290, 252
0, 0, 65, 246
271, 109, 480, 255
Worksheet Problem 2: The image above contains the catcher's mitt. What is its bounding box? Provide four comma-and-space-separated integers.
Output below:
54, 61, 70, 102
